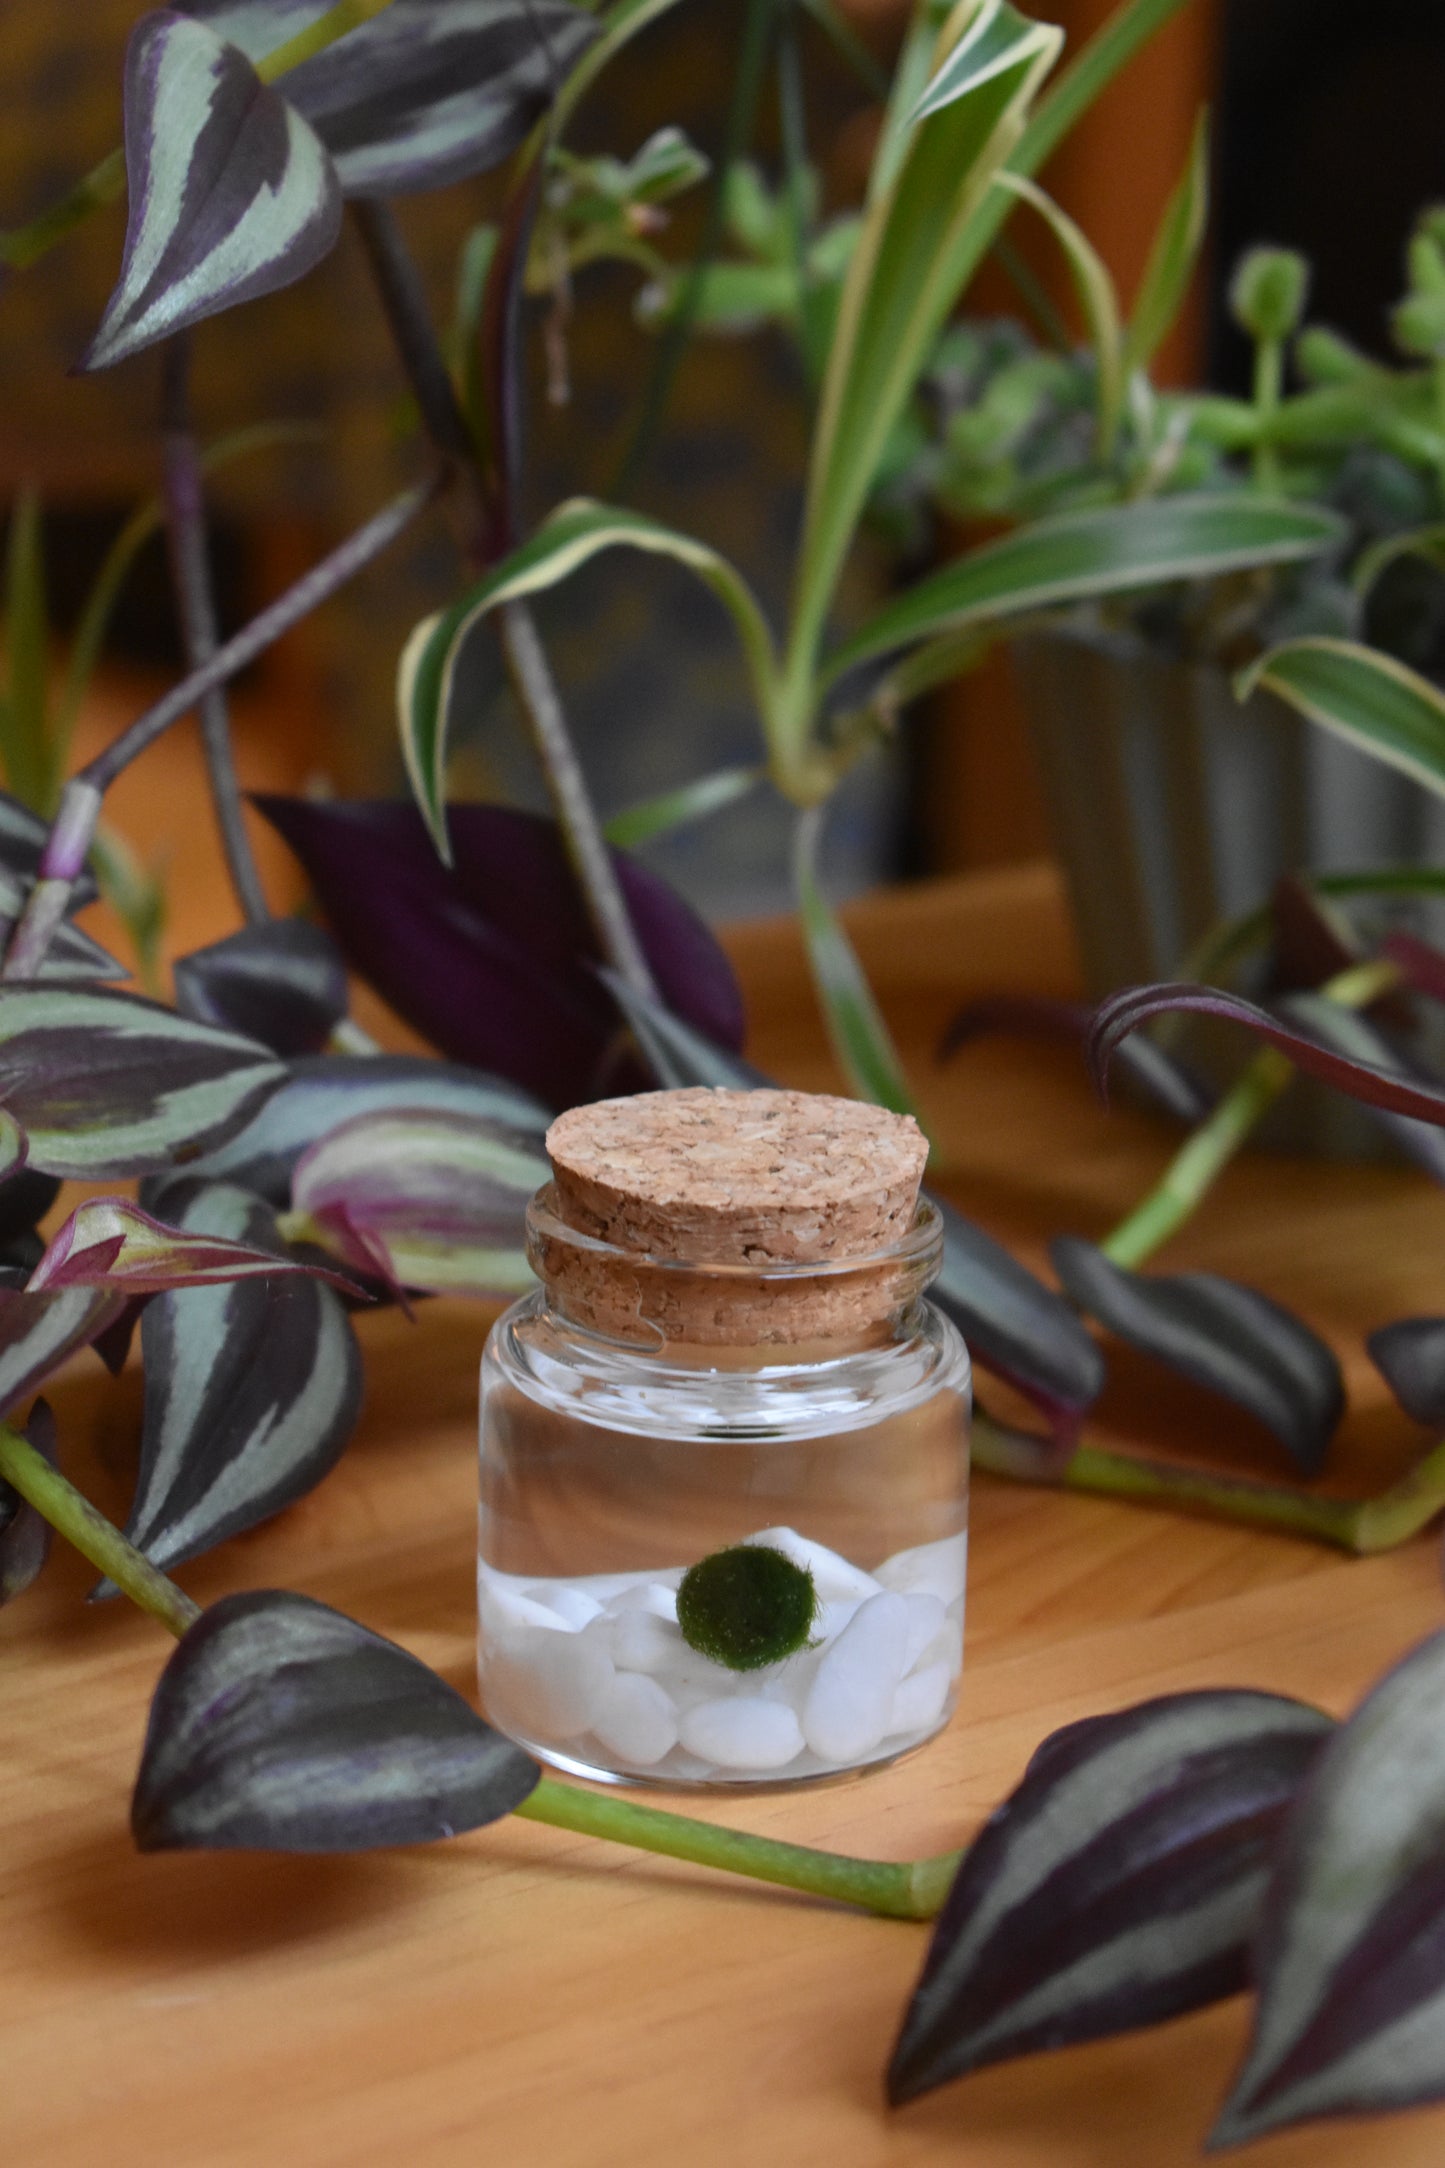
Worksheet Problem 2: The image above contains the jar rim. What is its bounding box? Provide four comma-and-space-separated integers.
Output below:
525, 1184, 944, 1286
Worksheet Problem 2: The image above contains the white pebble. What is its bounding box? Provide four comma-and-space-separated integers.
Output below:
605, 1582, 678, 1622
899, 1593, 948, 1673
486, 1630, 614, 1741
479, 1579, 572, 1644
801, 1592, 912, 1764
679, 1697, 805, 1771
886, 1659, 954, 1740
742, 1526, 880, 1602
607, 1607, 686, 1675
816, 1598, 861, 1645
873, 1534, 967, 1607
591, 1672, 678, 1766
529, 1583, 604, 1630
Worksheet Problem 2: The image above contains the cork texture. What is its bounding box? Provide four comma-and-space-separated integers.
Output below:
539, 1089, 930, 1345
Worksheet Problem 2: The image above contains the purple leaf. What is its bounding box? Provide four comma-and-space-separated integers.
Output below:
888, 1689, 1334, 2104
288, 1106, 542, 1296
28, 1194, 358, 1294
0, 1399, 57, 1609
96, 1181, 363, 1586
1212, 1628, 1445, 2148
253, 796, 745, 1108
1382, 928, 1445, 1007
1367, 1316, 1445, 1429
0, 1284, 128, 1418
1090, 982, 1445, 1129
132, 1586, 539, 1850
187, 0, 597, 198
80, 10, 343, 372
1272, 997, 1445, 1184
0, 790, 97, 904
940, 995, 1209, 1123
1268, 874, 1362, 997
1051, 1238, 1344, 1475
172, 917, 348, 1056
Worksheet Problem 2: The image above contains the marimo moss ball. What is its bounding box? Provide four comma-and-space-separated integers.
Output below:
676, 1543, 818, 1672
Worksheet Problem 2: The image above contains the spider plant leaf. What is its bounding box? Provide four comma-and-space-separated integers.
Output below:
792, 808, 923, 1122
1211, 1629, 1445, 2148
285, 1107, 542, 1296
173, 918, 348, 1056
395, 501, 776, 861
79, 11, 343, 371
1123, 106, 1208, 375
0, 985, 284, 1177
996, 171, 1123, 456
1352, 523, 1445, 599
96, 1181, 363, 1585
603, 767, 763, 850
889, 1688, 1333, 2103
1051, 1238, 1344, 1475
828, 497, 1344, 686
1238, 637, 1445, 803
132, 1587, 538, 1851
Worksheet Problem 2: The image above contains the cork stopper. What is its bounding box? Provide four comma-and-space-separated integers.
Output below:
534, 1088, 931, 1346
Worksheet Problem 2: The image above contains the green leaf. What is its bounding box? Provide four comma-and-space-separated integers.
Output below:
1124, 107, 1208, 375
397, 500, 778, 859
828, 495, 1344, 686
788, 1, 1063, 688
603, 766, 763, 848
550, 0, 688, 135
995, 171, 1123, 457
1352, 522, 1445, 599
1238, 636, 1445, 801
1, 489, 52, 813
792, 808, 927, 1125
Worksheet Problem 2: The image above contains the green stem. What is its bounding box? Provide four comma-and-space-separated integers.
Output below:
1101, 958, 1402, 1271
515, 1774, 960, 1919
0, 0, 399, 272
1253, 336, 1283, 491
0, 1423, 200, 1636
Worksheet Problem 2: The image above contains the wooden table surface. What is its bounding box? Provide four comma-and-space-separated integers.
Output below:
7, 860, 1445, 2168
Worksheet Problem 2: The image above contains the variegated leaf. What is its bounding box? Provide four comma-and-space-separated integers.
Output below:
0, 861, 122, 982
81, 11, 343, 372
189, 0, 596, 197
888, 1690, 1335, 2104
98, 1181, 363, 1584
172, 917, 348, 1056
177, 1051, 547, 1204
0, 1284, 128, 1418
1368, 1316, 1445, 1428
1212, 1629, 1445, 2148
1051, 1238, 1344, 1475
0, 1400, 57, 1609
0, 985, 284, 1178
28, 1194, 356, 1295
286, 1107, 543, 1296
132, 1587, 539, 1850
0, 1110, 28, 1195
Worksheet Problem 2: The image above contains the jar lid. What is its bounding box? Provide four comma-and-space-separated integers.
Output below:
537, 1088, 932, 1344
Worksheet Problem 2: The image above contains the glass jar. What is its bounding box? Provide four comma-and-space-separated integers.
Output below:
478, 1187, 971, 1789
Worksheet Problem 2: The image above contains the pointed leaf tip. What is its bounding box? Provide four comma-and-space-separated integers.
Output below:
132, 1587, 539, 1851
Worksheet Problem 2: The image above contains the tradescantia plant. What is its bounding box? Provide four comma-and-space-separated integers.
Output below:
8, 0, 1445, 2150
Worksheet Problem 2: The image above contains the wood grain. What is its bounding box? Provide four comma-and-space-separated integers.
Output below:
6, 863, 1445, 2167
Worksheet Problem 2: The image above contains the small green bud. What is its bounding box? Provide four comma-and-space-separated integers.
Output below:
676, 1543, 817, 1672
1408, 232, 1445, 300
1230, 247, 1311, 343
1393, 291, 1445, 361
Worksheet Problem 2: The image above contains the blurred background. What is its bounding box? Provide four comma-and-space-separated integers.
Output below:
3, 0, 1444, 942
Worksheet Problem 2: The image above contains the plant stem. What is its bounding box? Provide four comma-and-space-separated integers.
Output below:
350, 199, 660, 1001
1100, 958, 1402, 1271
2, 479, 439, 979
515, 1773, 960, 1919
0, 1423, 200, 1635
1252, 336, 1283, 492
253, 0, 396, 81
160, 337, 270, 927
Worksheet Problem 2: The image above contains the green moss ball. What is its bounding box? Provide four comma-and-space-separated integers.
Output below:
675, 1544, 818, 1672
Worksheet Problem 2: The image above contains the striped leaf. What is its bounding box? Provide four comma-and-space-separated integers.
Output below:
888, 1689, 1335, 2104
1124, 107, 1208, 374
1051, 1239, 1345, 1476
0, 1400, 57, 1610
102, 1181, 363, 1583
189, 0, 597, 197
28, 1194, 356, 1295
1212, 1630, 1445, 2147
81, 11, 343, 372
793, 807, 924, 1123
0, 985, 284, 1178
828, 497, 1345, 686
286, 1108, 543, 1296
0, 1285, 128, 1418
172, 918, 348, 1056
396, 502, 777, 859
1238, 637, 1445, 804
132, 1587, 539, 1851
174, 1051, 547, 1205
603, 766, 763, 851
